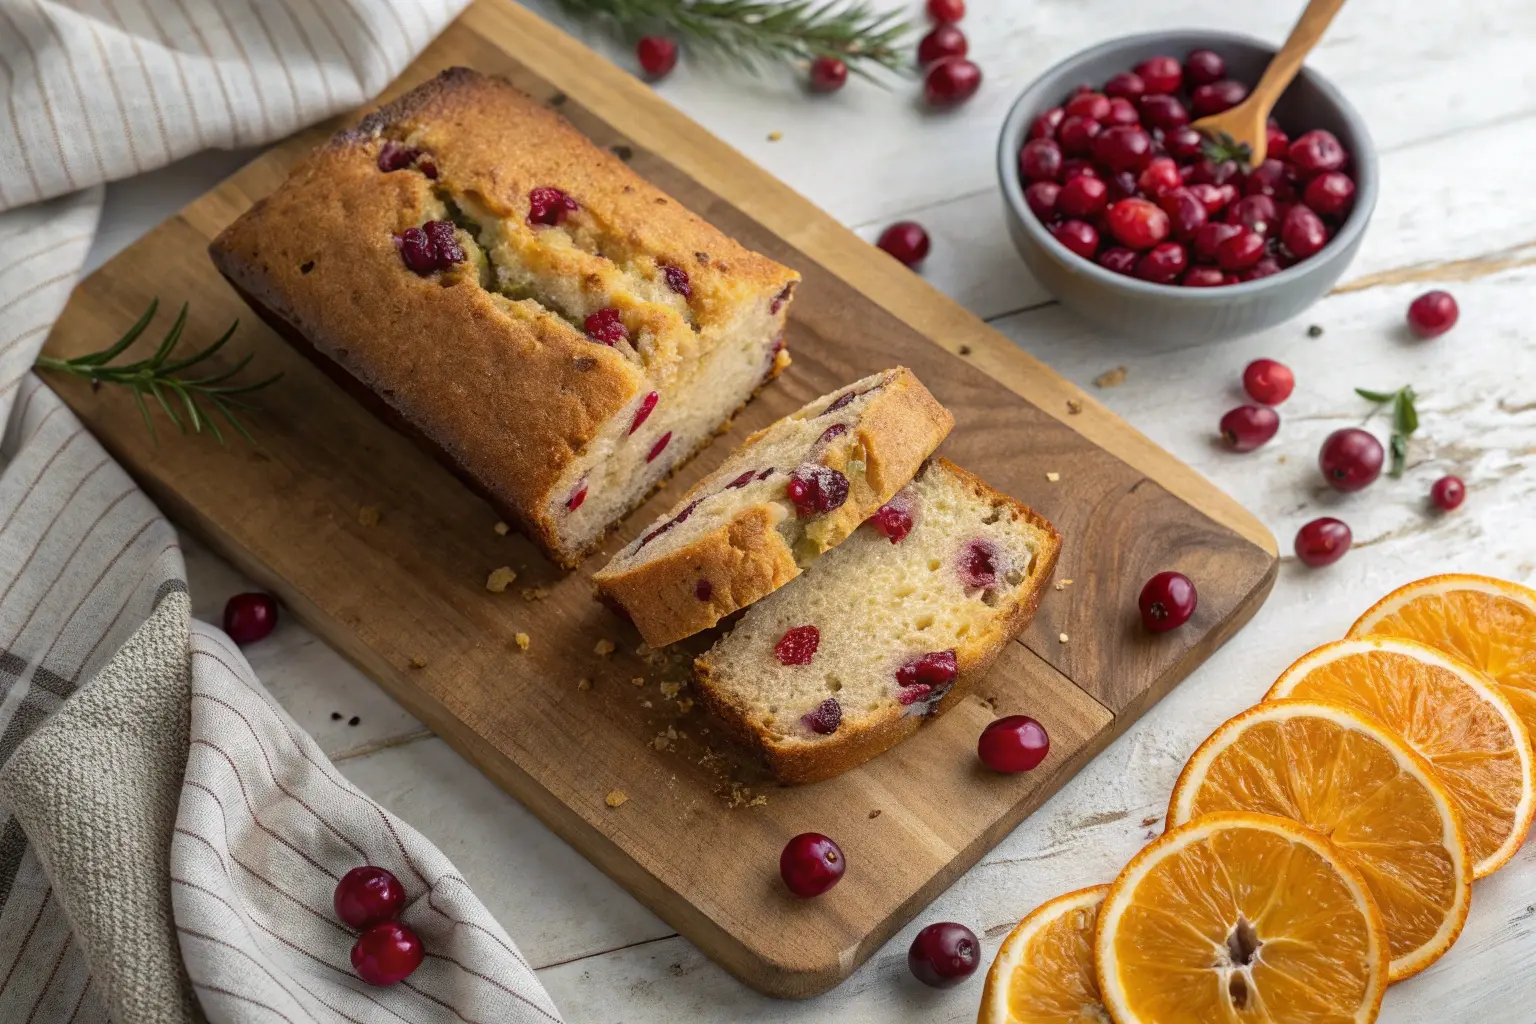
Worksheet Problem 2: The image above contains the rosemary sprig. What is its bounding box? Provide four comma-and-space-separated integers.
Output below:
35, 298, 280, 445
1355, 385, 1419, 478
551, 0, 916, 78
1200, 129, 1254, 169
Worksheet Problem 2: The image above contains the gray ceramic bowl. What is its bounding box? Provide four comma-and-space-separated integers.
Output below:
998, 30, 1377, 345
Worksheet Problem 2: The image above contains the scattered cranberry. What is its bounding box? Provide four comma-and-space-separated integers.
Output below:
695, 578, 713, 600
870, 501, 914, 543
1288, 130, 1347, 176
1018, 139, 1063, 182
1138, 94, 1189, 132
1216, 229, 1266, 271
527, 186, 578, 227
786, 466, 850, 517
1093, 126, 1153, 172
1137, 156, 1182, 196
909, 922, 980, 988
918, 24, 967, 66
1057, 175, 1108, 218
629, 391, 659, 434
808, 56, 848, 92
1139, 571, 1197, 631
802, 698, 842, 735
1105, 199, 1169, 250
1029, 107, 1064, 140
351, 921, 424, 986
1303, 171, 1356, 217
1057, 115, 1101, 156
1135, 242, 1188, 283
1407, 290, 1458, 338
566, 483, 588, 511
775, 625, 821, 666
1220, 405, 1280, 451
1295, 517, 1352, 567
1098, 247, 1138, 275
224, 593, 277, 644
1243, 358, 1295, 405
646, 431, 672, 463
924, 57, 982, 108
1053, 220, 1100, 260
781, 833, 845, 897
1319, 428, 1384, 492
978, 715, 1050, 772
1184, 49, 1226, 86
1183, 266, 1225, 287
636, 36, 678, 79
1431, 475, 1466, 511
335, 866, 406, 930
1191, 79, 1248, 116
1281, 204, 1330, 259
1104, 71, 1145, 101
1134, 55, 1182, 94
927, 0, 964, 21
878, 221, 931, 267
584, 307, 628, 345
1024, 181, 1061, 221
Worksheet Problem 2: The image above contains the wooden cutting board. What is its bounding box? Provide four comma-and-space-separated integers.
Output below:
41, 0, 1277, 998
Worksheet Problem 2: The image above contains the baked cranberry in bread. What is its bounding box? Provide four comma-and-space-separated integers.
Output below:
208, 68, 799, 568
593, 368, 954, 647
694, 458, 1060, 783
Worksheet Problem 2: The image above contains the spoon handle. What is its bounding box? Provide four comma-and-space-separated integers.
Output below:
1248, 0, 1349, 123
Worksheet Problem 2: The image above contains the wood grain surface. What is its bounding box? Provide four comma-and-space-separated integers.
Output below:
40, 2, 1276, 997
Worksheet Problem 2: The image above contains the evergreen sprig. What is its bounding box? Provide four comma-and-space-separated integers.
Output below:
551, 0, 916, 78
35, 299, 280, 445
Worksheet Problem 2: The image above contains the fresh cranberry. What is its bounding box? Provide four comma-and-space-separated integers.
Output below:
1134, 55, 1182, 94
801, 697, 842, 735
924, 57, 982, 107
1295, 517, 1352, 567
1064, 91, 1110, 121
878, 221, 931, 267
1060, 158, 1098, 183
1135, 242, 1188, 284
786, 466, 849, 516
335, 866, 406, 929
1407, 290, 1458, 338
1057, 116, 1102, 157
1281, 204, 1329, 258
584, 307, 627, 345
1104, 97, 1141, 127
1265, 126, 1290, 162
224, 593, 277, 644
1057, 175, 1107, 219
809, 56, 848, 92
376, 140, 420, 172
527, 186, 578, 227
646, 432, 672, 462
1053, 220, 1100, 260
1105, 199, 1169, 250
896, 650, 958, 693
1193, 221, 1241, 262
1139, 571, 1197, 631
1024, 181, 1060, 221
780, 833, 845, 897
1216, 229, 1266, 271
1191, 157, 1242, 187
1289, 130, 1347, 176
1018, 139, 1063, 182
1244, 159, 1296, 201
1093, 126, 1154, 172
1241, 257, 1282, 281
1138, 94, 1189, 132
1303, 171, 1355, 217
629, 391, 659, 434
1191, 79, 1248, 116
1188, 183, 1231, 218
566, 483, 588, 511
1430, 475, 1466, 511
1163, 125, 1204, 160
775, 625, 821, 666
918, 24, 967, 65
1104, 72, 1145, 101
1220, 405, 1280, 451
636, 35, 678, 79
909, 922, 980, 988
1226, 194, 1278, 238
1098, 247, 1139, 275
1105, 170, 1139, 202
927, 0, 964, 21
695, 578, 713, 600
1184, 48, 1226, 86
870, 501, 914, 542
957, 540, 999, 588
1137, 156, 1181, 196
978, 715, 1049, 772
1319, 428, 1384, 492
351, 921, 424, 986
1029, 107, 1064, 140
1183, 266, 1225, 287
1243, 358, 1294, 405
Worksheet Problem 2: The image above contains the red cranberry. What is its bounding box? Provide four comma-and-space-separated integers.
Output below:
809, 56, 848, 92
1138, 94, 1189, 132
1060, 158, 1098, 183
224, 593, 277, 644
395, 227, 437, 275
527, 186, 578, 227
1029, 107, 1064, 140
1064, 92, 1108, 122
1104, 97, 1141, 127
1193, 221, 1242, 262
957, 539, 999, 589
1266, 126, 1290, 161
1226, 195, 1278, 238
1135, 242, 1188, 284
823, 390, 858, 415
629, 391, 659, 434
1191, 79, 1248, 116
896, 650, 959, 701
1053, 220, 1100, 260
978, 715, 1050, 772
644, 431, 672, 462
786, 466, 850, 517
918, 24, 967, 65
1139, 571, 1197, 631
1407, 290, 1458, 338
1243, 358, 1294, 405
909, 922, 980, 988
1281, 204, 1329, 258
775, 625, 821, 666
1105, 199, 1169, 250
1093, 126, 1154, 172
870, 501, 914, 543
801, 697, 842, 735
1302, 171, 1355, 218
1289, 130, 1347, 176
1431, 475, 1466, 511
1094, 247, 1135, 276
1295, 517, 1352, 567
927, 0, 964, 21
1137, 157, 1182, 196
780, 833, 845, 897
924, 57, 982, 107
878, 221, 931, 267
695, 578, 713, 600
1105, 170, 1139, 202
1319, 428, 1384, 492
1188, 183, 1231, 218
726, 470, 756, 489
1057, 116, 1102, 156
584, 307, 627, 345
1216, 229, 1266, 271
1191, 158, 1242, 188
1164, 125, 1204, 160
566, 483, 588, 511
1244, 159, 1296, 201
1104, 72, 1145, 101
1241, 257, 1282, 281
351, 921, 424, 986
1024, 181, 1061, 221
1057, 175, 1108, 219
1184, 48, 1226, 86
1018, 139, 1063, 182
377, 140, 420, 172
1183, 266, 1225, 287
661, 263, 692, 298
1220, 405, 1280, 451
335, 866, 406, 929
1134, 55, 1182, 94
636, 36, 678, 79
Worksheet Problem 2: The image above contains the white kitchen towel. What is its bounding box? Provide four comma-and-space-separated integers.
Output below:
0, 1, 565, 1022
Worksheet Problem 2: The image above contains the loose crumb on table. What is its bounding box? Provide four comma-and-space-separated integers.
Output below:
1094, 366, 1129, 388
605, 790, 628, 808
514, 632, 530, 651
594, 638, 616, 656
493, 521, 510, 535
486, 566, 517, 592
358, 505, 380, 527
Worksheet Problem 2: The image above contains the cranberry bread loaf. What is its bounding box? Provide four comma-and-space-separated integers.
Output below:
593, 368, 953, 646
208, 68, 799, 568
694, 458, 1061, 783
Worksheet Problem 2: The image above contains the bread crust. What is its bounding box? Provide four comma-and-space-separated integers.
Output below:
694, 458, 1063, 784
593, 369, 954, 646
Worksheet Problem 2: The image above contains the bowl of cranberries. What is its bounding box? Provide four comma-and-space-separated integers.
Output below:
998, 31, 1376, 344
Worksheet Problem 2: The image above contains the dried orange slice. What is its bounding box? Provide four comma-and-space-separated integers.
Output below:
1096, 811, 1386, 1024
979, 885, 1108, 1024
1168, 700, 1470, 981
1267, 636, 1536, 878
1349, 574, 1536, 738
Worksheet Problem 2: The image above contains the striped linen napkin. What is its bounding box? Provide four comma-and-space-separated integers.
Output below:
0, 1, 564, 1021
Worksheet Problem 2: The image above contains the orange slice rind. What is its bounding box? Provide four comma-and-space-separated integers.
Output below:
979, 885, 1109, 1024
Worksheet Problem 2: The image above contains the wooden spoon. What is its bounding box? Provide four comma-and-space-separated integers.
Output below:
1191, 0, 1349, 166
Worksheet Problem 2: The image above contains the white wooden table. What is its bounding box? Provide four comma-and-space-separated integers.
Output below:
86, 1, 1536, 1019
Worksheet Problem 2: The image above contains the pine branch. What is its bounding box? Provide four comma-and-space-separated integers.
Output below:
551, 0, 916, 78
35, 298, 280, 446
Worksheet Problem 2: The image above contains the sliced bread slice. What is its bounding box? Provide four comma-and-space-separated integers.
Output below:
593, 367, 953, 647
693, 458, 1061, 783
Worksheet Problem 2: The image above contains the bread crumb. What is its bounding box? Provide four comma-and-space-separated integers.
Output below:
1046, 471, 1061, 482
1067, 398, 1083, 414
521, 586, 550, 602
358, 505, 380, 527
594, 638, 616, 656
958, 344, 972, 356
749, 795, 768, 807
1059, 632, 1070, 644
577, 677, 592, 691
408, 656, 427, 669
493, 521, 510, 535
486, 566, 517, 592
767, 130, 783, 141
1054, 578, 1074, 591
641, 700, 653, 708
631, 676, 645, 687
653, 735, 670, 751
660, 681, 682, 697
676, 697, 694, 713
514, 632, 530, 651
605, 790, 628, 808
1094, 365, 1128, 388
869, 809, 882, 819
